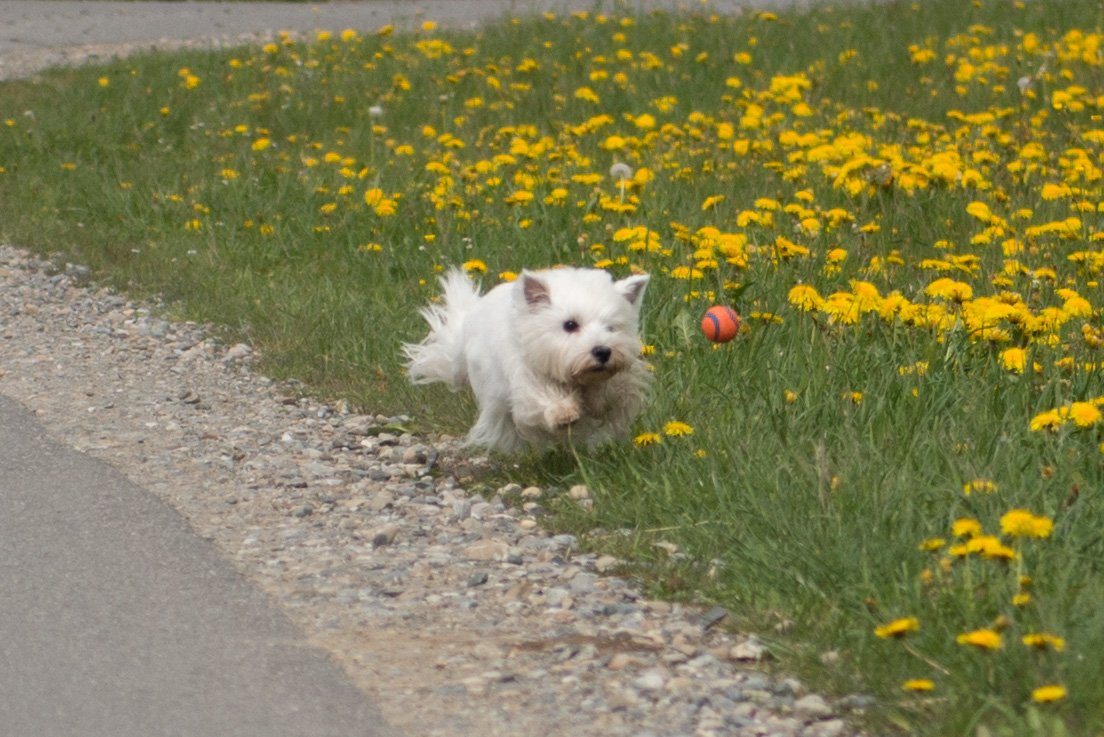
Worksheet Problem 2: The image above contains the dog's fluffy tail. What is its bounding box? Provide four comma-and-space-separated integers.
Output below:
403, 268, 481, 389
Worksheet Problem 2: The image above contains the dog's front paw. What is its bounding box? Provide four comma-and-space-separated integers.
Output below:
544, 398, 581, 430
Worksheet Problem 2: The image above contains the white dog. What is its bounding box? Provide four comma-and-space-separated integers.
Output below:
403, 267, 650, 451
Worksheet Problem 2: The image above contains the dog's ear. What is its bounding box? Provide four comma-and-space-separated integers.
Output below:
615, 273, 649, 307
518, 271, 551, 308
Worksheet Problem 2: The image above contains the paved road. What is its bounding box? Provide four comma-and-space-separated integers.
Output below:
0, 0, 784, 54
0, 396, 396, 737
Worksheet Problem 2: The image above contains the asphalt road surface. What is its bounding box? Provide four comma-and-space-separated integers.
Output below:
0, 395, 396, 737
0, 0, 786, 57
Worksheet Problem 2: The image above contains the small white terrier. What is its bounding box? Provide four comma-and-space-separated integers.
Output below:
403, 267, 650, 451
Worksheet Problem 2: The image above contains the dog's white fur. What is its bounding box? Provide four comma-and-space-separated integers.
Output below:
403, 267, 650, 451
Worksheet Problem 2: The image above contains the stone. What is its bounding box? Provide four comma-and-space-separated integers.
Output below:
365, 490, 394, 511
593, 555, 620, 573
224, 343, 252, 361
700, 606, 727, 629
544, 587, 573, 608
369, 523, 400, 548
607, 653, 648, 671
632, 669, 667, 694
729, 638, 767, 661
803, 719, 846, 737
451, 499, 472, 520
461, 538, 509, 561
567, 484, 590, 499
671, 635, 699, 658
469, 501, 496, 520
794, 694, 833, 720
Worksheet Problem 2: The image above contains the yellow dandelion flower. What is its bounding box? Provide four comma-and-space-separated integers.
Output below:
1032, 685, 1067, 703
1000, 509, 1053, 538
1069, 401, 1102, 428
774, 236, 809, 259
1063, 295, 1093, 317
788, 284, 825, 311
952, 518, 982, 538
925, 278, 973, 302
1012, 592, 1032, 606
963, 479, 999, 495
1030, 408, 1064, 432
918, 538, 945, 552
1022, 633, 1065, 652
1000, 347, 1026, 373
634, 432, 661, 447
670, 266, 704, 280
662, 421, 694, 437
1030, 516, 1055, 537
874, 617, 919, 638
966, 536, 1017, 560
462, 259, 487, 274
902, 679, 934, 691
956, 629, 1002, 650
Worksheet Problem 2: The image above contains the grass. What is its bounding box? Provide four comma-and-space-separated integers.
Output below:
3, 1, 1104, 733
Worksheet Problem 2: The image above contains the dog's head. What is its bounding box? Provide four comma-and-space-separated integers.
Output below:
512, 267, 649, 386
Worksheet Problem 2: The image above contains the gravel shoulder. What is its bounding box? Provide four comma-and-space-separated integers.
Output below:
0, 4, 866, 736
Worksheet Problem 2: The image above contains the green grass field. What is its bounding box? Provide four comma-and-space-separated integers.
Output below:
2, 1, 1103, 733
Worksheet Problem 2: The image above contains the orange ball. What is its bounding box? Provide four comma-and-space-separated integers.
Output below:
701, 305, 740, 343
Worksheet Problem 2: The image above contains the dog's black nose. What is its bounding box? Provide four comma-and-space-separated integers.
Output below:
591, 346, 612, 364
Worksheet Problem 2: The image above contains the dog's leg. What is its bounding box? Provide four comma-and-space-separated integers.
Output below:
543, 395, 581, 431
468, 399, 525, 451
509, 374, 581, 436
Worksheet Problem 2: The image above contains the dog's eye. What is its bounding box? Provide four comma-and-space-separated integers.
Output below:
563, 319, 580, 333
